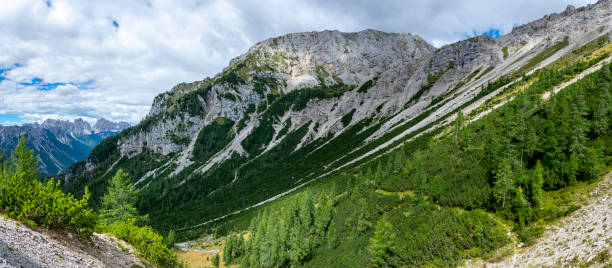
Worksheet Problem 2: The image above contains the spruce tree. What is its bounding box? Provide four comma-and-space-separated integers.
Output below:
262, 217, 279, 267
368, 215, 395, 267
224, 234, 235, 265
531, 161, 544, 208
374, 162, 384, 188
593, 88, 610, 137
299, 190, 314, 233
454, 110, 465, 149
211, 253, 220, 268
327, 224, 338, 249
10, 136, 39, 179
0, 149, 8, 177
357, 210, 370, 234
392, 151, 405, 175
569, 92, 587, 156
314, 191, 332, 237
164, 229, 176, 248
99, 169, 148, 224
277, 211, 291, 264
493, 159, 515, 209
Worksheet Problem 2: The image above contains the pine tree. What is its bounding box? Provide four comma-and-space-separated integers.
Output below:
567, 153, 579, 184
514, 187, 529, 208
346, 176, 354, 199
164, 229, 176, 248
212, 253, 220, 268
374, 162, 384, 188
224, 235, 235, 265
299, 190, 314, 233
493, 159, 515, 209
581, 145, 604, 180
314, 191, 332, 237
512, 92, 532, 169
261, 215, 279, 267
327, 223, 338, 249
237, 234, 246, 261
531, 161, 544, 208
454, 110, 465, 149
357, 210, 370, 234
99, 169, 148, 224
250, 212, 268, 266
10, 136, 39, 179
368, 215, 395, 267
268, 232, 280, 266
569, 92, 587, 156
277, 211, 291, 265
288, 223, 309, 265
392, 152, 405, 175
0, 149, 8, 177
593, 88, 610, 137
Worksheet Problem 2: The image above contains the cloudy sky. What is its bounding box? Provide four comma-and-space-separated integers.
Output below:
0, 0, 596, 125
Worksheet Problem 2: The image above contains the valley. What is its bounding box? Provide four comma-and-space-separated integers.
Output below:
1, 0, 610, 267
0, 118, 129, 176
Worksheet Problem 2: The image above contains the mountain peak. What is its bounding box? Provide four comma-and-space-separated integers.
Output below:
94, 118, 131, 133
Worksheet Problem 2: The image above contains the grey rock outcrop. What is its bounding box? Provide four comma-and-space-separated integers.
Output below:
0, 215, 145, 268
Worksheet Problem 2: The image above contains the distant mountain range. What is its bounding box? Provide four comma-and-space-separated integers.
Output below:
0, 118, 130, 176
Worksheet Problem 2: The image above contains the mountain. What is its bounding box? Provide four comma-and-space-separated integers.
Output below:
62, 1, 612, 266
0, 118, 130, 176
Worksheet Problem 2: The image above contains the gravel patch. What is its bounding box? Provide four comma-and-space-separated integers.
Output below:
0, 216, 145, 268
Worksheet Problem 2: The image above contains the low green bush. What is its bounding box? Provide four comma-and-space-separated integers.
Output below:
97, 220, 179, 267
0, 172, 96, 237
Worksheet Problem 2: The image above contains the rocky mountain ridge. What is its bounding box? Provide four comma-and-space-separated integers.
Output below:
62, 0, 612, 237
0, 118, 130, 176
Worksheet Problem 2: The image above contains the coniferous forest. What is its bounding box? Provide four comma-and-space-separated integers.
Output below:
211, 59, 612, 267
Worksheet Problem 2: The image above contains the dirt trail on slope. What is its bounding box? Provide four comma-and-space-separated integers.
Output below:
465, 171, 612, 268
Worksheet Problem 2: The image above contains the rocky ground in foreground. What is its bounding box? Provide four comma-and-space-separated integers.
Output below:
466, 171, 612, 268
0, 216, 144, 268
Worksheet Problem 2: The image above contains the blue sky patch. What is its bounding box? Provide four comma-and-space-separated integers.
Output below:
484, 28, 501, 38
76, 79, 96, 90
18, 77, 92, 91
0, 114, 25, 126
463, 27, 502, 40
45, 0, 52, 7
0, 63, 21, 84
39, 82, 67, 91
1, 63, 93, 91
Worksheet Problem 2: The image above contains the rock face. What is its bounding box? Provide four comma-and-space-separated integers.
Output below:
62, 0, 612, 232
136, 29, 435, 156
0, 118, 130, 176
93, 118, 131, 133
0, 215, 144, 268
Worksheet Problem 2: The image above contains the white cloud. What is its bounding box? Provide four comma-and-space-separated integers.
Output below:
0, 0, 597, 124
